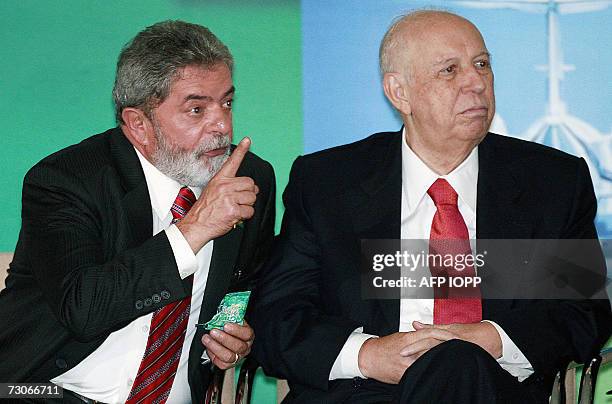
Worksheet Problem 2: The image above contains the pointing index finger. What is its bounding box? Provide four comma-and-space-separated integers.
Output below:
219, 137, 251, 177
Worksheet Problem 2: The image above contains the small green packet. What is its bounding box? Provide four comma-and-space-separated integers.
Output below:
196, 291, 251, 331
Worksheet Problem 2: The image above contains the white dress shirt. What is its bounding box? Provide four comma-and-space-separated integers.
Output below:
52, 148, 213, 403
329, 130, 534, 382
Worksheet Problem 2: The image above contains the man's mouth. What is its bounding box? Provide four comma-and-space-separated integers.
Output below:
460, 106, 488, 117
202, 146, 229, 157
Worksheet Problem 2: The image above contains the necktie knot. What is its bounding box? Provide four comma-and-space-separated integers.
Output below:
171, 186, 196, 223
427, 178, 458, 207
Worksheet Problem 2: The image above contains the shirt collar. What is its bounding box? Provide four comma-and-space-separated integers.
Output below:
134, 148, 202, 220
401, 128, 478, 215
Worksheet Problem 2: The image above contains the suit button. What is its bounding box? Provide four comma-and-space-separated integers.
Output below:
352, 377, 363, 388
135, 300, 144, 310
55, 358, 67, 369
161, 290, 170, 300
233, 266, 243, 279
144, 298, 153, 307
152, 294, 161, 303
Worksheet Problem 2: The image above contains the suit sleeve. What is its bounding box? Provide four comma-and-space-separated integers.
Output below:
252, 157, 361, 390
21, 162, 190, 342
490, 158, 612, 381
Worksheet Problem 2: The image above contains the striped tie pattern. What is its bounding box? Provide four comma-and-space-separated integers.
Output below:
126, 186, 196, 404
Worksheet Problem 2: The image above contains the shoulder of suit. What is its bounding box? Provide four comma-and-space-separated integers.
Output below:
296, 130, 399, 169
484, 132, 582, 166
284, 130, 399, 199
26, 127, 118, 181
32, 127, 115, 167
243, 148, 272, 169
240, 149, 275, 186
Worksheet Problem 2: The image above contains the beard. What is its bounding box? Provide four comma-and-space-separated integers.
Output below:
150, 122, 230, 187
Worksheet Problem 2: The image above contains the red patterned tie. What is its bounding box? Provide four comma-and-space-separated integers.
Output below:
126, 186, 196, 404
427, 179, 482, 324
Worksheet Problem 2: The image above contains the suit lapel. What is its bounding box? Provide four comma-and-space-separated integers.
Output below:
351, 130, 403, 334
109, 128, 153, 246
476, 134, 531, 239
477, 134, 533, 315
198, 227, 243, 324
187, 226, 243, 390
199, 143, 247, 323
353, 131, 402, 237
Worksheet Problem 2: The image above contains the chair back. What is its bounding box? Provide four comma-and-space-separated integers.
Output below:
0, 252, 13, 290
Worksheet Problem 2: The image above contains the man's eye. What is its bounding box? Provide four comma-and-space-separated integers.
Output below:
224, 99, 233, 108
190, 106, 201, 114
441, 65, 456, 75
475, 60, 490, 69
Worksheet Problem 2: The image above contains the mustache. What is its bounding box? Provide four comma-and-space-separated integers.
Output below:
195, 135, 231, 157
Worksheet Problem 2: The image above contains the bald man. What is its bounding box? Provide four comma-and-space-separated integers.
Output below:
251, 10, 611, 404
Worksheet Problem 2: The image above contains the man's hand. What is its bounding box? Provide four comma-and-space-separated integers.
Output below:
357, 330, 453, 384
358, 322, 502, 384
202, 320, 255, 370
358, 333, 414, 384
177, 137, 258, 253
404, 321, 503, 359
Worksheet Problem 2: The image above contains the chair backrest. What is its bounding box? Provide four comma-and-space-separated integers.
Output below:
0, 252, 13, 290
277, 380, 289, 402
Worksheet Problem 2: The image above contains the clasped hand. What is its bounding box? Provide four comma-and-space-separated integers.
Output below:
358, 321, 502, 384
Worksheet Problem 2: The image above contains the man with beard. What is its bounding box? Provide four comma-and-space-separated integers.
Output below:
0, 20, 275, 404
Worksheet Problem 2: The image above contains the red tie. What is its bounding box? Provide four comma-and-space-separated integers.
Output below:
126, 186, 196, 404
427, 179, 482, 324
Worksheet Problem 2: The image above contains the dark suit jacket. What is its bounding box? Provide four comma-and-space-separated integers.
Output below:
0, 127, 275, 402
252, 130, 611, 402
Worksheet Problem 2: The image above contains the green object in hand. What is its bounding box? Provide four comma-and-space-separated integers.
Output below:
197, 291, 251, 331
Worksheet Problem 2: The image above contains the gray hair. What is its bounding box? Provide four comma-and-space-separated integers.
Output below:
379, 9, 454, 75
112, 20, 234, 124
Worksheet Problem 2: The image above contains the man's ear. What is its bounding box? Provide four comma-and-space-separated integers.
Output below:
383, 72, 411, 116
121, 107, 153, 148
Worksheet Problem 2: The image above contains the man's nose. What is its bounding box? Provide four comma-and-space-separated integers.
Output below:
460, 67, 486, 94
208, 106, 231, 132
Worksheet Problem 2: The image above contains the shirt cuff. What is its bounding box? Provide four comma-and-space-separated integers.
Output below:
483, 320, 534, 381
165, 224, 198, 279
329, 328, 378, 380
